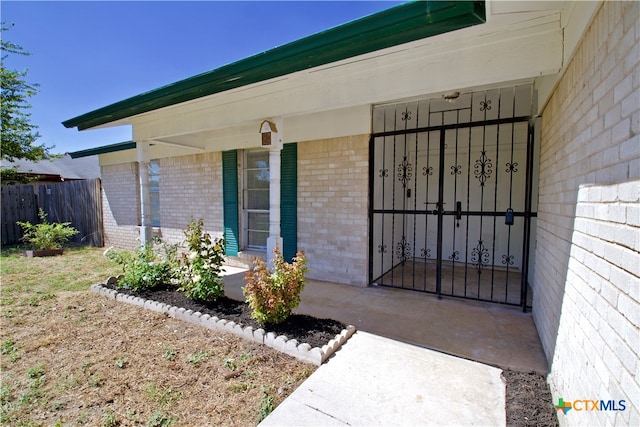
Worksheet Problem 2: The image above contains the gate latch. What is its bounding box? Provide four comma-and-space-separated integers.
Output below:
505, 208, 514, 226
425, 201, 444, 215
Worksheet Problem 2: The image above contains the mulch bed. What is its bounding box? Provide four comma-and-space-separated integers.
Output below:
503, 370, 559, 426
103, 282, 346, 349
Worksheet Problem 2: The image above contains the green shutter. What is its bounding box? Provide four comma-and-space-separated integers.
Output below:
281, 143, 297, 262
222, 150, 239, 256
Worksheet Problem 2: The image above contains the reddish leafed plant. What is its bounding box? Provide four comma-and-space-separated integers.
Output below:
243, 249, 308, 325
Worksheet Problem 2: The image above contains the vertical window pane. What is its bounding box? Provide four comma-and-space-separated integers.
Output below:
246, 189, 269, 210
149, 160, 160, 227
244, 150, 269, 250
247, 212, 269, 249
150, 192, 160, 227
246, 169, 270, 188
246, 150, 269, 169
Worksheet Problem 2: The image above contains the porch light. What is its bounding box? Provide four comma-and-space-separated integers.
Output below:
443, 91, 460, 103
260, 120, 278, 147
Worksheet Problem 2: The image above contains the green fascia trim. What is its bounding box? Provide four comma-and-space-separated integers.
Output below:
63, 1, 485, 131
68, 141, 136, 158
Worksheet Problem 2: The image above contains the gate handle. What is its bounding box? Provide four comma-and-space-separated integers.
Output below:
456, 201, 462, 220
425, 201, 444, 215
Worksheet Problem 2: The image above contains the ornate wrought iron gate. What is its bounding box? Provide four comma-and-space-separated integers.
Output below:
369, 86, 537, 308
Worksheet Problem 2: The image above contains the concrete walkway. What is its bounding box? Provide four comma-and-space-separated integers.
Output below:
260, 331, 506, 426
223, 268, 548, 374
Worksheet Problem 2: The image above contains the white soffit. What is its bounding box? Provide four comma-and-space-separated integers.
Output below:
489, 0, 565, 16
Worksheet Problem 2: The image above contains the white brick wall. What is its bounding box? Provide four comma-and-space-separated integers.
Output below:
156, 152, 224, 246
548, 182, 639, 426
298, 136, 369, 285
533, 1, 640, 425
101, 153, 224, 250
101, 163, 140, 249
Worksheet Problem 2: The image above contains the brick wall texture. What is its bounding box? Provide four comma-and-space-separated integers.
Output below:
101, 163, 140, 249
101, 152, 224, 250
157, 152, 224, 245
297, 135, 369, 285
534, 1, 639, 425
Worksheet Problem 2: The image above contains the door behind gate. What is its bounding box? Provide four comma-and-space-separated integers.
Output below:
369, 86, 537, 308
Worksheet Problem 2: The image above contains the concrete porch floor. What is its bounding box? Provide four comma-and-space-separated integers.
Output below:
222, 267, 548, 374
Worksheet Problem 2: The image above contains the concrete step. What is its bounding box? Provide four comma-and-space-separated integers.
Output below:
224, 250, 265, 269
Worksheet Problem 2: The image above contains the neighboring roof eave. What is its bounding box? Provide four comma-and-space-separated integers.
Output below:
68, 141, 136, 158
62, 1, 486, 131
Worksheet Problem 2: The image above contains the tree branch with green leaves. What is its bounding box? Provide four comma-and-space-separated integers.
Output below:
1, 22, 52, 161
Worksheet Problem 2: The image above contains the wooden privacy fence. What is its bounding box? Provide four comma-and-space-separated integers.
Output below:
1, 179, 104, 247
1, 185, 38, 245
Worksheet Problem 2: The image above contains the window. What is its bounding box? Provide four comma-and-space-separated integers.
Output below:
243, 149, 269, 250
149, 160, 160, 227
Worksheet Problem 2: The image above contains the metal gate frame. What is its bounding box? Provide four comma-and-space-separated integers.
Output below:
368, 98, 537, 311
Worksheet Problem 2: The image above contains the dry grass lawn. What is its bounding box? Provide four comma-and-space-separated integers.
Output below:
0, 246, 314, 426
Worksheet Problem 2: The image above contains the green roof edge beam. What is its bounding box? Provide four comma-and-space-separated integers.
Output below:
62, 1, 485, 131
68, 141, 136, 158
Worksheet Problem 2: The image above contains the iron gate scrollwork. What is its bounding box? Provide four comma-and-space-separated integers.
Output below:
369, 87, 538, 309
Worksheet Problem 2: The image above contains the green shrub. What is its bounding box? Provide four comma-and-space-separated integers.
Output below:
17, 209, 78, 250
104, 242, 178, 292
177, 219, 226, 302
243, 249, 308, 325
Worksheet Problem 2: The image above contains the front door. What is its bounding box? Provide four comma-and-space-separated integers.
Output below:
369, 86, 537, 308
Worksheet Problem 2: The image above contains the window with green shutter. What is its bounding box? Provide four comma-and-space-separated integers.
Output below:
223, 146, 296, 260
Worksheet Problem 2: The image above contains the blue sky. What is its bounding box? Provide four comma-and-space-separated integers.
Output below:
2, 1, 404, 155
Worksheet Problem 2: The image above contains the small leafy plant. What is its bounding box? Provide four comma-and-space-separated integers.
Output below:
27, 365, 45, 379
146, 411, 176, 427
243, 248, 308, 325
101, 409, 118, 427
186, 351, 208, 367
104, 242, 178, 292
178, 219, 226, 302
17, 209, 78, 250
144, 382, 181, 407
114, 357, 128, 369
162, 346, 176, 361
257, 385, 274, 422
1, 338, 19, 362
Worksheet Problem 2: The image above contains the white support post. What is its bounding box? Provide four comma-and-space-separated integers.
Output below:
265, 118, 283, 268
137, 140, 152, 247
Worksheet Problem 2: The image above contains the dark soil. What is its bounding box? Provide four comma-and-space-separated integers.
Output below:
104, 283, 559, 426
103, 282, 346, 349
503, 370, 559, 426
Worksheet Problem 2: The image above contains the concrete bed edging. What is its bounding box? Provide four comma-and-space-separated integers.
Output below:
90, 281, 356, 366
